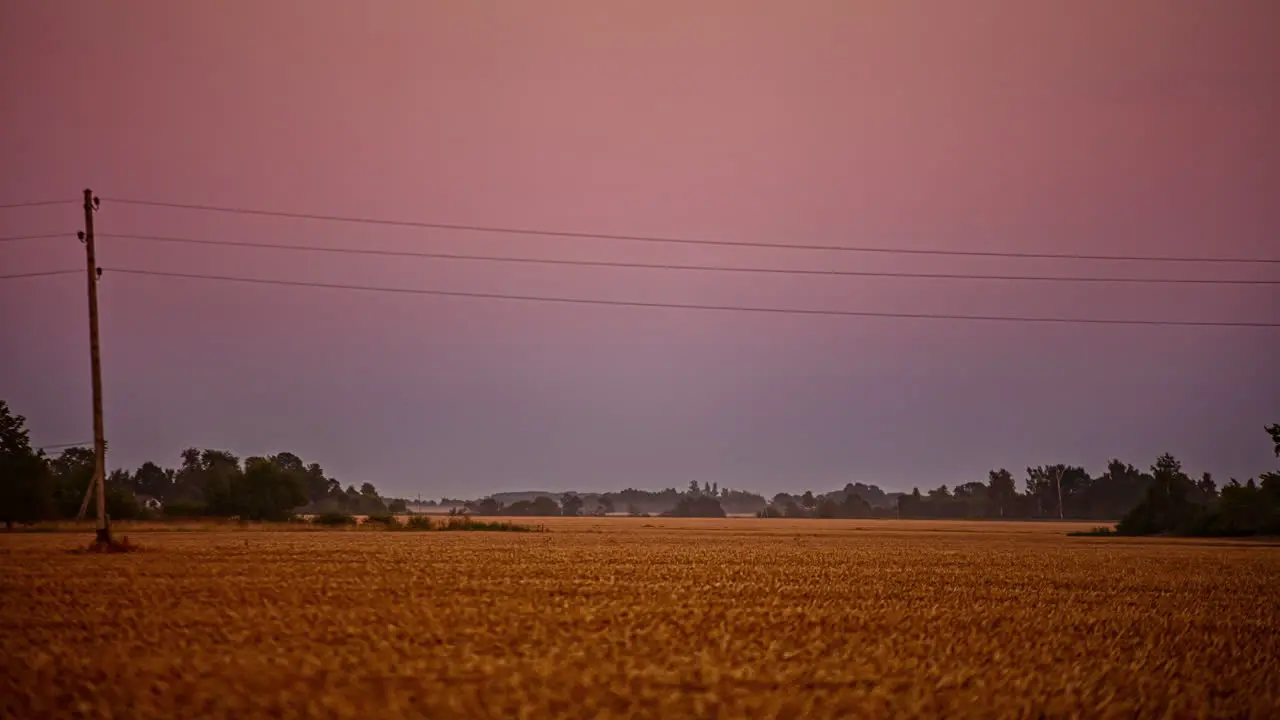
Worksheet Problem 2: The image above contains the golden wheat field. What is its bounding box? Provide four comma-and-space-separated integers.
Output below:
2, 519, 1278, 719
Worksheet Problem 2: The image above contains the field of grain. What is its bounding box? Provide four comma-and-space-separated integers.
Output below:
2, 519, 1278, 718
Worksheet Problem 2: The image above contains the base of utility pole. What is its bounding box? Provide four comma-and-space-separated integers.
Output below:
95, 521, 112, 545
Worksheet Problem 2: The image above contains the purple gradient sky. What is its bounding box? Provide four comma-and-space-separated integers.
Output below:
2, 1, 1277, 498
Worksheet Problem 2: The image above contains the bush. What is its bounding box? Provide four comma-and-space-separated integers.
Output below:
312, 512, 356, 527
389, 516, 539, 532
364, 513, 396, 526
402, 515, 434, 530
435, 517, 539, 532
1067, 527, 1117, 537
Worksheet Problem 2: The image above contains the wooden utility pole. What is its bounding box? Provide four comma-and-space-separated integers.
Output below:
79, 188, 110, 544
1055, 467, 1065, 520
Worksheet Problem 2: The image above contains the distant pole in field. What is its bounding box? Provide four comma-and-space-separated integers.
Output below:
1055, 467, 1064, 520
79, 188, 110, 544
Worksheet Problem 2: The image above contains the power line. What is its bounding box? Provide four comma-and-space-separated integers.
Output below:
0, 269, 80, 281
0, 233, 72, 243
36, 441, 92, 452
101, 196, 1280, 265
105, 266, 1280, 328
0, 199, 76, 210
99, 232, 1280, 286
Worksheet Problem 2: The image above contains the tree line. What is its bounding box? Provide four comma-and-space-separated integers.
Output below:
0, 400, 403, 527
2, 399, 1276, 535
465, 482, 751, 518
751, 427, 1279, 537
1112, 426, 1279, 537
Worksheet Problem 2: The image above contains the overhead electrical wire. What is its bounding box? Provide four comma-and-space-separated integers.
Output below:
0, 233, 73, 243
103, 267, 1280, 328
100, 196, 1280, 265
98, 232, 1280, 286
0, 269, 80, 281
7, 194, 1274, 328
35, 441, 93, 452
0, 199, 76, 210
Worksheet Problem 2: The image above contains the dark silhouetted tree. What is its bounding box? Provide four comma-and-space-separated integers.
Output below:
986, 469, 1016, 518
561, 493, 583, 517
49, 446, 94, 518
531, 495, 561, 516
672, 494, 726, 518
234, 456, 308, 521
131, 461, 174, 502
0, 401, 54, 529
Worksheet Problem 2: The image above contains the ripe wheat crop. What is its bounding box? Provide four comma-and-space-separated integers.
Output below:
2, 519, 1277, 718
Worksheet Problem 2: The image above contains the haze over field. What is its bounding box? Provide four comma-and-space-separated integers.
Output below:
2, 1, 1278, 499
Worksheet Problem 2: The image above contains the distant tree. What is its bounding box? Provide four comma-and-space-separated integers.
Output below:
1022, 465, 1089, 518
897, 488, 924, 518
360, 482, 378, 498
672, 494, 726, 518
842, 482, 891, 509
474, 497, 502, 515
49, 446, 95, 518
531, 495, 561, 516
560, 493, 583, 517
814, 492, 872, 519
711, 482, 718, 496
235, 456, 308, 521
800, 490, 816, 509
688, 480, 700, 496
815, 496, 840, 518
302, 462, 330, 503
500, 497, 560, 516
1082, 460, 1151, 520
132, 461, 174, 502
1268, 424, 1280, 458
719, 488, 767, 515
0, 401, 54, 529
1195, 472, 1218, 503
387, 498, 408, 513
1117, 454, 1199, 535
272, 452, 305, 476
172, 449, 242, 512
841, 492, 872, 518
105, 470, 141, 520
598, 496, 615, 514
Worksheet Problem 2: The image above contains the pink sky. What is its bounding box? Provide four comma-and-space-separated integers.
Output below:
2, 1, 1277, 497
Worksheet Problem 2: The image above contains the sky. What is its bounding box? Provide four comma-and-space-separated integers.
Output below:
1, 1, 1277, 499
